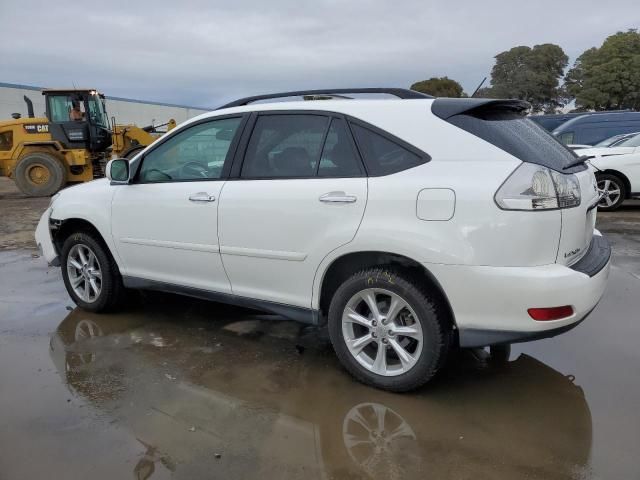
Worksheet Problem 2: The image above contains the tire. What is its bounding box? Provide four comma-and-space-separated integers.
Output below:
123, 145, 145, 159
596, 173, 626, 211
14, 151, 66, 197
60, 231, 126, 312
328, 268, 451, 392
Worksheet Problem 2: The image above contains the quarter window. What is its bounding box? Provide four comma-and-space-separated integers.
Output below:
138, 117, 242, 183
350, 124, 426, 176
241, 115, 329, 178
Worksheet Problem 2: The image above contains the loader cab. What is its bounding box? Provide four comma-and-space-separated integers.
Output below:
43, 89, 112, 152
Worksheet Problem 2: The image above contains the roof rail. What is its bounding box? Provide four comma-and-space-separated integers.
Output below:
216, 88, 432, 110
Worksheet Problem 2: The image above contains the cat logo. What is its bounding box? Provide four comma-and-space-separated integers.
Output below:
24, 124, 49, 134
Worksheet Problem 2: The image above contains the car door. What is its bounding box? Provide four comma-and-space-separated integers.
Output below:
111, 115, 246, 292
218, 112, 367, 308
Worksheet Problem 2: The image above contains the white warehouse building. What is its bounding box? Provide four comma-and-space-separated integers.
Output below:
0, 81, 210, 128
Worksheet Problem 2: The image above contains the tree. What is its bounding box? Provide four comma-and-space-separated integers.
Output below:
410, 77, 465, 97
485, 44, 568, 113
565, 29, 640, 111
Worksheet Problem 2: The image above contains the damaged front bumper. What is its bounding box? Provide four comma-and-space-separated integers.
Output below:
34, 207, 60, 266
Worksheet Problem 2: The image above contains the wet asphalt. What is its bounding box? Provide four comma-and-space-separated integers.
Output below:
0, 204, 639, 479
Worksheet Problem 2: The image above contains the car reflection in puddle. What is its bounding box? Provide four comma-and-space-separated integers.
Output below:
49, 295, 592, 480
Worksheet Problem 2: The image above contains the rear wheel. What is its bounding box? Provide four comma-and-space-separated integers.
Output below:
596, 173, 626, 211
14, 151, 66, 197
328, 268, 450, 392
61, 232, 126, 312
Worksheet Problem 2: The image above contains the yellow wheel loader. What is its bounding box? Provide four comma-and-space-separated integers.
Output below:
0, 89, 176, 196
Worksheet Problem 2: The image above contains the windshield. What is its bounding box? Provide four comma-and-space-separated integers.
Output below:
87, 94, 109, 129
615, 133, 640, 148
595, 134, 625, 147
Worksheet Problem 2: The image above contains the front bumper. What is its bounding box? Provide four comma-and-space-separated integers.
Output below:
35, 207, 60, 266
427, 232, 611, 348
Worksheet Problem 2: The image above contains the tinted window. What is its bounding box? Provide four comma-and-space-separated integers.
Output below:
446, 110, 578, 170
351, 124, 425, 176
242, 115, 329, 178
318, 119, 362, 177
558, 132, 575, 145
138, 117, 241, 182
577, 124, 640, 145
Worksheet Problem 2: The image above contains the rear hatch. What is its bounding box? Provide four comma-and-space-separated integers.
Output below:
432, 98, 598, 266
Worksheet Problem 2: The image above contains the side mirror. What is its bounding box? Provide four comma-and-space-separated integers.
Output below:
106, 158, 129, 184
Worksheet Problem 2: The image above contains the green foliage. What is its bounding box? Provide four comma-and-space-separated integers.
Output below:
485, 44, 568, 113
565, 29, 640, 111
410, 77, 465, 98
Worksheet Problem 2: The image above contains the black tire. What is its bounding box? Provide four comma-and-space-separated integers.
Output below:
328, 268, 451, 392
596, 173, 626, 211
123, 145, 145, 159
14, 151, 66, 197
60, 231, 126, 312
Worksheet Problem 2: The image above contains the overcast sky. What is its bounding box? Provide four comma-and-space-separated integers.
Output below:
1, 0, 638, 108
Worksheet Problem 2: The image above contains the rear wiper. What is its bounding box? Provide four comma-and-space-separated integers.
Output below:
563, 155, 595, 170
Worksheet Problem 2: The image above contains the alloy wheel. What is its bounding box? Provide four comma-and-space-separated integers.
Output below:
341, 288, 423, 376
598, 178, 622, 208
66, 244, 103, 303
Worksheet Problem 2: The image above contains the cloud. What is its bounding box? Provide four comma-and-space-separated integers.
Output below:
1, 0, 638, 108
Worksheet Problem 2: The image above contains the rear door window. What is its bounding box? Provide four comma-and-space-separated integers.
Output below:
318, 118, 363, 177
241, 114, 329, 178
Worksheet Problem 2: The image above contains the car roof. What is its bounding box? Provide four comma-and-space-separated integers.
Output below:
196, 97, 437, 119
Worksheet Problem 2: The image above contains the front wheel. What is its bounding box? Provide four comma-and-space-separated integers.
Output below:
61, 232, 126, 312
597, 173, 626, 211
328, 268, 450, 392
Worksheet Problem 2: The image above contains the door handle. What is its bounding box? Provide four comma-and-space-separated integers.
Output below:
319, 191, 357, 203
189, 192, 216, 202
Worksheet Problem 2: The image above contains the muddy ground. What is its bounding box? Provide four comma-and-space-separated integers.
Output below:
1, 177, 639, 479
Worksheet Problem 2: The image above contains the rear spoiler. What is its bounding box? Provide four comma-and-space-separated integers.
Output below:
431, 98, 531, 120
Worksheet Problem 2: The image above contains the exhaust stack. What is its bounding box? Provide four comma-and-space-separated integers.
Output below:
23, 96, 34, 118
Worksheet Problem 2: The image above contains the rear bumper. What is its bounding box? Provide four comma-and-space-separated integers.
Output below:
35, 207, 60, 266
426, 232, 611, 348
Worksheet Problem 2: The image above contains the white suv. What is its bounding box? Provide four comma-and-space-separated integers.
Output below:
35, 88, 611, 391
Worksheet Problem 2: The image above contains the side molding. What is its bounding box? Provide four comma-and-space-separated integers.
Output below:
123, 276, 319, 325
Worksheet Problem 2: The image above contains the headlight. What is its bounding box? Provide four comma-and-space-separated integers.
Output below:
495, 163, 581, 211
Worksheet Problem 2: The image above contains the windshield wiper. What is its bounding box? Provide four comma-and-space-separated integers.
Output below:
563, 155, 595, 170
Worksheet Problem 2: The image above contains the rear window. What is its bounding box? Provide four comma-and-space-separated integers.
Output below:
350, 123, 428, 176
445, 109, 578, 171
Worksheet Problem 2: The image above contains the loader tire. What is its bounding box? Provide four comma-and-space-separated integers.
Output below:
123, 145, 145, 160
14, 151, 66, 197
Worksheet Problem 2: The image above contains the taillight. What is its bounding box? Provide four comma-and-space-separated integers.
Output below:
527, 306, 574, 321
495, 163, 581, 210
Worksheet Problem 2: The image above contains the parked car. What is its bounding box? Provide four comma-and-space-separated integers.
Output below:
529, 110, 631, 132
574, 132, 640, 159
553, 111, 640, 146
588, 150, 640, 211
35, 88, 611, 391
